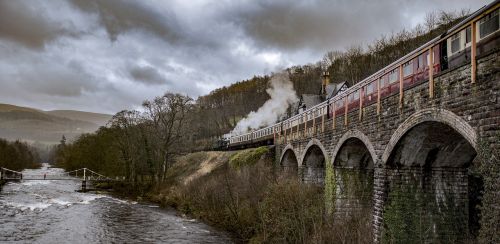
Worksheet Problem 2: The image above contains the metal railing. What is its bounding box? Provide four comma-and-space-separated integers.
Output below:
1, 167, 114, 181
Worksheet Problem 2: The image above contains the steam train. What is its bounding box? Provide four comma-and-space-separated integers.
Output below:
225, 1, 499, 150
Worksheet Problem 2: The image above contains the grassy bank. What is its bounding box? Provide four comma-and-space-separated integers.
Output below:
102, 147, 369, 243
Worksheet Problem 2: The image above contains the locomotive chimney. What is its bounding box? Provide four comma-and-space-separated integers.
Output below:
322, 71, 330, 95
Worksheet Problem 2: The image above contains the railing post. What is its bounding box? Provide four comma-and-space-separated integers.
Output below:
344, 96, 348, 126
471, 21, 477, 83
428, 47, 434, 98
312, 110, 316, 135
359, 89, 363, 121
296, 118, 299, 139
332, 102, 336, 130
1, 168, 3, 180
321, 106, 325, 133
377, 78, 381, 115
284, 123, 287, 144
82, 180, 87, 192
399, 64, 404, 109
304, 113, 307, 138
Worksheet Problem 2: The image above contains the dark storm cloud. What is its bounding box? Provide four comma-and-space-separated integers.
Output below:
0, 0, 491, 114
0, 0, 72, 49
129, 66, 170, 85
222, 0, 484, 51
69, 0, 183, 43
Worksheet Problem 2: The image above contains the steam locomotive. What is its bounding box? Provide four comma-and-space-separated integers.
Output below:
225, 1, 499, 150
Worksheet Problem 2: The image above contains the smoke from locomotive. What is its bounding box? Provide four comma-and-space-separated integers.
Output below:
231, 72, 298, 135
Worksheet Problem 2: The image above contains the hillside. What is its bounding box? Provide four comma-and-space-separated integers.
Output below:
0, 103, 112, 144
45, 110, 111, 126
0, 103, 41, 113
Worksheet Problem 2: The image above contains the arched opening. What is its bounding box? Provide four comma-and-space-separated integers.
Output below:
331, 138, 374, 226
302, 145, 325, 185
335, 138, 374, 169
280, 149, 298, 175
382, 121, 481, 243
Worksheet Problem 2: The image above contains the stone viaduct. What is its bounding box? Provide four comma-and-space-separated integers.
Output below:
275, 51, 499, 242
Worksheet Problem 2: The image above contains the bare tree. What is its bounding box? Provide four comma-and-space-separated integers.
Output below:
109, 110, 143, 182
142, 93, 193, 182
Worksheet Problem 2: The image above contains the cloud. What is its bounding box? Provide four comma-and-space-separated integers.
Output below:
222, 0, 488, 52
129, 65, 169, 85
21, 68, 97, 97
69, 0, 183, 43
0, 0, 491, 115
0, 0, 72, 49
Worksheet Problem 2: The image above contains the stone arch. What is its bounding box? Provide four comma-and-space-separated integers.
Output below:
328, 129, 376, 223
279, 144, 297, 164
299, 138, 329, 166
380, 108, 481, 242
300, 138, 328, 184
330, 129, 378, 167
382, 108, 477, 164
279, 144, 299, 174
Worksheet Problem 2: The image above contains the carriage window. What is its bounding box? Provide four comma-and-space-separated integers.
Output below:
479, 9, 499, 39
403, 61, 413, 76
451, 32, 461, 54
379, 77, 386, 88
465, 26, 471, 44
366, 81, 375, 94
418, 55, 424, 68
354, 90, 359, 100
389, 69, 399, 83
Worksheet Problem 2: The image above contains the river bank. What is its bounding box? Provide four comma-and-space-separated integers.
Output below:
100, 147, 371, 243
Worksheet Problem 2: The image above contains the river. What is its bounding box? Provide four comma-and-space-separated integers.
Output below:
0, 165, 232, 244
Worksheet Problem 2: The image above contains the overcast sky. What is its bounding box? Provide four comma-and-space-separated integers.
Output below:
0, 0, 491, 114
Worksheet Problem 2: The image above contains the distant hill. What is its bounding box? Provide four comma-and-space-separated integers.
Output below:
0, 103, 41, 113
0, 103, 112, 144
45, 110, 111, 126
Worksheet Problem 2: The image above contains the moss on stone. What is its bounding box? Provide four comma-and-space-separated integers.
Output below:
324, 160, 335, 215
382, 175, 470, 243
477, 135, 500, 244
229, 146, 269, 168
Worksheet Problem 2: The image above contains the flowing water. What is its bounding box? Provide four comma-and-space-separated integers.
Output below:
0, 165, 232, 244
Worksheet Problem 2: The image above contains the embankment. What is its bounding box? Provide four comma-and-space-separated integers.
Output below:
105, 147, 371, 243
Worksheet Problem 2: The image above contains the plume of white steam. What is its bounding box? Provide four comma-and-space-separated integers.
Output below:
231, 72, 298, 135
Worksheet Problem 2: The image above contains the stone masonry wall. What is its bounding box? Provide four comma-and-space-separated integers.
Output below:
275, 51, 499, 242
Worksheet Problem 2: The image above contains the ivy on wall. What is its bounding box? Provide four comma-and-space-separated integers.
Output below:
477, 136, 500, 244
